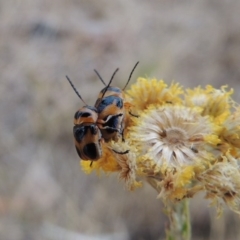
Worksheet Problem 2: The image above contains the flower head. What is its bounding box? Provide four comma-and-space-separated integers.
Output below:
110, 140, 142, 190
130, 104, 218, 168
126, 78, 183, 113
198, 154, 240, 215
79, 77, 240, 215
184, 85, 233, 124
220, 107, 240, 155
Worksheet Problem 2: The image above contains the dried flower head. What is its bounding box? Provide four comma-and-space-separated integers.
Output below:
109, 140, 142, 190
79, 77, 240, 215
198, 154, 240, 215
129, 105, 218, 168
184, 85, 233, 124
126, 78, 183, 112
220, 107, 240, 154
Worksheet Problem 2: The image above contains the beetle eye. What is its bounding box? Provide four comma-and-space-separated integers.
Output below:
90, 125, 98, 135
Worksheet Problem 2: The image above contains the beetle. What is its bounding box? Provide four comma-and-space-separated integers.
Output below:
94, 62, 139, 142
66, 76, 104, 161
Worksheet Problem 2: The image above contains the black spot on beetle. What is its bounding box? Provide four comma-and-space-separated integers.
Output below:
90, 125, 98, 135
96, 96, 123, 113
103, 115, 120, 130
73, 126, 86, 142
83, 143, 98, 160
74, 111, 81, 119
81, 112, 91, 118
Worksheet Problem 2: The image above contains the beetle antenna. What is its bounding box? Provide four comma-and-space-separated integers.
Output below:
94, 69, 106, 86
122, 61, 139, 91
101, 68, 119, 99
66, 75, 87, 105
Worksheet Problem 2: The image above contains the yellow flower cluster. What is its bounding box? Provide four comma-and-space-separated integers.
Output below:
81, 77, 240, 215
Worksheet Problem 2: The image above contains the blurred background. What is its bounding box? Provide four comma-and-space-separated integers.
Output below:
1, 0, 240, 239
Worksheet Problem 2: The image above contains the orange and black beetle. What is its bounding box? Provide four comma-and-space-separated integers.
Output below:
66, 76, 104, 161
94, 62, 139, 142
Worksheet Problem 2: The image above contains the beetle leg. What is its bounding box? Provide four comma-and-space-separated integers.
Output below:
121, 129, 125, 142
129, 111, 139, 117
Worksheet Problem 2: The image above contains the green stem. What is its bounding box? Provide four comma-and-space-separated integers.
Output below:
165, 199, 191, 240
